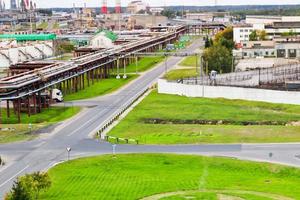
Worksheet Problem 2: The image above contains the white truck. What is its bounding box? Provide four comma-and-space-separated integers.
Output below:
40, 89, 64, 102
51, 89, 64, 102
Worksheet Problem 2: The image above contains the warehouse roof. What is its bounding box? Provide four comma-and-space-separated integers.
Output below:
0, 34, 57, 41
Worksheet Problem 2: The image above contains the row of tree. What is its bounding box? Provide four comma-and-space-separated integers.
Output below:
5, 172, 51, 200
203, 27, 235, 73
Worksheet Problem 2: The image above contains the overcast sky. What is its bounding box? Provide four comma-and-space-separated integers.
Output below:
2, 0, 300, 8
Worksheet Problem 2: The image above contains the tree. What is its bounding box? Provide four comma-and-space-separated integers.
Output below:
249, 30, 258, 41
203, 44, 233, 73
218, 36, 235, 50
214, 27, 235, 50
5, 177, 33, 200
31, 172, 51, 199
204, 37, 213, 48
56, 41, 75, 56
214, 27, 233, 42
5, 172, 51, 200
161, 9, 176, 19
258, 30, 267, 40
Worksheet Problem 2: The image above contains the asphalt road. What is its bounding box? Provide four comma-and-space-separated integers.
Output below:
1, 39, 300, 197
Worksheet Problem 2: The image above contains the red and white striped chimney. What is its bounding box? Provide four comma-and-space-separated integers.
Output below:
115, 0, 121, 14
101, 0, 108, 14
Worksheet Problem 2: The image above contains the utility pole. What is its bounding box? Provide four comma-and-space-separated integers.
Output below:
164, 55, 168, 74
135, 56, 138, 74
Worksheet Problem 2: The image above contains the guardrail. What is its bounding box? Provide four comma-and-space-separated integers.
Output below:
95, 87, 150, 145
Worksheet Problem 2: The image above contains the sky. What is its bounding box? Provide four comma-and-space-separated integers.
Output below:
2, 0, 300, 8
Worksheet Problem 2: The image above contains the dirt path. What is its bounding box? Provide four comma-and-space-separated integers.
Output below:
140, 189, 294, 200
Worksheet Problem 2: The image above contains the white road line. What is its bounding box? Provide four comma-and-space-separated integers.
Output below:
0, 165, 30, 188
67, 110, 106, 137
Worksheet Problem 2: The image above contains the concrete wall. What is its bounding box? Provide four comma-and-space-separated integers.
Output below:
158, 79, 300, 105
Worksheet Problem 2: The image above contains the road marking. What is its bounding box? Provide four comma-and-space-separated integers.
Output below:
67, 110, 106, 137
0, 165, 30, 188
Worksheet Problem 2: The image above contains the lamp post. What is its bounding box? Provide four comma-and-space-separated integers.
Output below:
135, 56, 138, 75
123, 58, 127, 79
116, 58, 120, 79
164, 55, 168, 74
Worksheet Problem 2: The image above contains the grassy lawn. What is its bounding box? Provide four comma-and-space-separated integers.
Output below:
53, 22, 59, 29
64, 75, 137, 101
108, 91, 300, 144
113, 56, 165, 74
164, 68, 198, 80
1, 107, 80, 124
64, 55, 164, 102
179, 56, 200, 67
52, 53, 73, 61
37, 22, 48, 30
0, 106, 80, 143
40, 154, 300, 200
0, 124, 45, 144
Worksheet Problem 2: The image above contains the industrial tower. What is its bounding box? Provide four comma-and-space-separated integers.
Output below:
115, 0, 121, 13
101, 0, 108, 14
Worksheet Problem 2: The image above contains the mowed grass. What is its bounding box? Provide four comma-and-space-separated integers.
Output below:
64, 75, 137, 101
0, 107, 80, 143
164, 68, 198, 80
179, 56, 199, 67
113, 56, 165, 74
1, 107, 80, 124
40, 154, 300, 200
0, 124, 45, 144
108, 91, 300, 144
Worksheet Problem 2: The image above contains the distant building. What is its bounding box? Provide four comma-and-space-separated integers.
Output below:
185, 12, 231, 23
90, 30, 118, 48
149, 7, 164, 15
233, 39, 300, 60
0, 36, 55, 69
234, 15, 300, 44
127, 15, 168, 29
127, 1, 147, 14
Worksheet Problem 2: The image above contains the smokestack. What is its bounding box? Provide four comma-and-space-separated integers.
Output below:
101, 0, 107, 14
115, 0, 121, 14
25, 0, 29, 9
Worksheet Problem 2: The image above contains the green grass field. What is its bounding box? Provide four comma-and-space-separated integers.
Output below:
113, 57, 165, 74
108, 91, 300, 144
1, 107, 80, 124
164, 68, 198, 80
0, 106, 80, 143
179, 56, 199, 67
37, 22, 48, 30
52, 53, 73, 61
40, 154, 300, 200
64, 75, 137, 101
65, 51, 165, 101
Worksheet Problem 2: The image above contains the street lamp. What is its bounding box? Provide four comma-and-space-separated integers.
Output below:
123, 58, 127, 79
116, 58, 121, 79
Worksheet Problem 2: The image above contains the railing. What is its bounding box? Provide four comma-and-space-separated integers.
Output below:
175, 64, 300, 87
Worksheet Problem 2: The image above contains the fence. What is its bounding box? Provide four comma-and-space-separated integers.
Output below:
180, 63, 300, 87
94, 88, 149, 145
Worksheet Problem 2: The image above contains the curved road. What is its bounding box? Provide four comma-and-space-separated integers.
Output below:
1, 39, 300, 197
